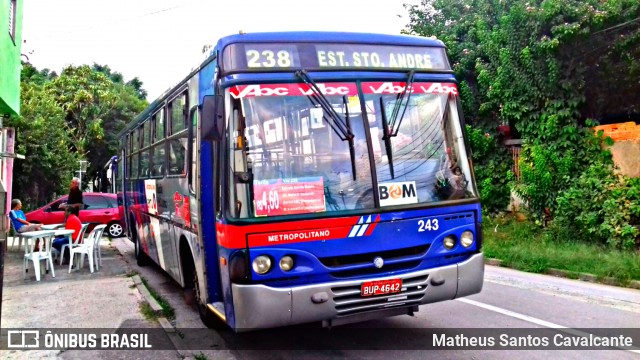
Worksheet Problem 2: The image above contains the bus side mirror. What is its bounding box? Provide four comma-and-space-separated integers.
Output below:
202, 94, 224, 141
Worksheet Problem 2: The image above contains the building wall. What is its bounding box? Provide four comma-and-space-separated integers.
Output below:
0, 0, 23, 117
609, 140, 640, 178
593, 122, 640, 178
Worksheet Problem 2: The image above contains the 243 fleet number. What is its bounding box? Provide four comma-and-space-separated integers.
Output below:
418, 219, 439, 232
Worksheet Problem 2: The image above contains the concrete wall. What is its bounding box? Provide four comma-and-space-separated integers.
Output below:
609, 139, 640, 178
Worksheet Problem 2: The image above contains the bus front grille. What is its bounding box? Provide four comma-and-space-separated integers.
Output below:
330, 260, 421, 278
330, 274, 429, 316
318, 245, 430, 268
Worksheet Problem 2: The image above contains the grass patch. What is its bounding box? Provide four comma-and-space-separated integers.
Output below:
140, 276, 176, 320
194, 353, 208, 360
139, 302, 159, 321
125, 270, 139, 277
483, 215, 640, 286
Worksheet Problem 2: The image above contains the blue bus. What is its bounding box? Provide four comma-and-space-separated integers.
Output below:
117, 31, 484, 331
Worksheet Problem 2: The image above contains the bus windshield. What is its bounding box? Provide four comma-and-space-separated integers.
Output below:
227, 81, 475, 219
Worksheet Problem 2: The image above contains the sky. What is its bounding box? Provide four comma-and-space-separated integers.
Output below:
22, 0, 422, 101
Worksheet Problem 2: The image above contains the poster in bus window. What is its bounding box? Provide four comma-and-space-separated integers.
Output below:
253, 176, 326, 216
182, 195, 191, 228
173, 191, 191, 228
144, 180, 166, 269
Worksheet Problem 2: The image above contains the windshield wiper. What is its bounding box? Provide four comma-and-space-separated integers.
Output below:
380, 97, 395, 179
388, 70, 416, 135
380, 70, 416, 179
295, 70, 357, 180
343, 95, 357, 181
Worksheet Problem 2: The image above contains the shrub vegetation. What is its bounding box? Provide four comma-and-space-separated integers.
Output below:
406, 0, 640, 250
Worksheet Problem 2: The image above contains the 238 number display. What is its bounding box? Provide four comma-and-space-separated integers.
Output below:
246, 50, 293, 68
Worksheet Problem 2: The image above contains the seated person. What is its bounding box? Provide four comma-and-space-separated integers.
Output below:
448, 166, 468, 199
435, 166, 468, 200
52, 207, 84, 256
9, 199, 43, 233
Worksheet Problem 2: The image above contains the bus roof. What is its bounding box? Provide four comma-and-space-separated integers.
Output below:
213, 31, 445, 51
119, 31, 446, 138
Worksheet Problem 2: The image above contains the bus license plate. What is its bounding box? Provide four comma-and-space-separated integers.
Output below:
361, 278, 402, 296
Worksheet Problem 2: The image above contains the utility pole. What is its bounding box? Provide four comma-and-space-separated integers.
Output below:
77, 160, 88, 189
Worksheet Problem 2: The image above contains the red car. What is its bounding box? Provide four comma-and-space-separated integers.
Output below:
26, 192, 125, 238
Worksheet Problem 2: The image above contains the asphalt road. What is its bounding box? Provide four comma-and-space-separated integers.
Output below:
112, 238, 640, 360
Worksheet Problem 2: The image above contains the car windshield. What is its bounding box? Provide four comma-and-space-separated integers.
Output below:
226, 81, 476, 219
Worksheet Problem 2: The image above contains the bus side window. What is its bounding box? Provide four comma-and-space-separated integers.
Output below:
131, 153, 139, 179
140, 150, 150, 178
168, 134, 187, 176
152, 143, 165, 177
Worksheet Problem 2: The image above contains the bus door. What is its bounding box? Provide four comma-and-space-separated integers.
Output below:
194, 100, 224, 305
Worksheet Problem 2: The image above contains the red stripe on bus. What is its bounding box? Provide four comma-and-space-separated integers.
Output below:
364, 214, 381, 236
216, 216, 362, 249
229, 82, 458, 98
248, 226, 352, 247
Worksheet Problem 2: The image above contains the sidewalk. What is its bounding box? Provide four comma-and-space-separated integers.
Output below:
0, 236, 182, 359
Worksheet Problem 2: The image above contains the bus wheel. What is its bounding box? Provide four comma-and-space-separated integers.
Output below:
190, 267, 225, 330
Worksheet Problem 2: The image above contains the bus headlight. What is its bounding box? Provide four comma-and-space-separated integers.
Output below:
461, 231, 474, 248
443, 235, 456, 250
279, 256, 294, 271
252, 255, 272, 275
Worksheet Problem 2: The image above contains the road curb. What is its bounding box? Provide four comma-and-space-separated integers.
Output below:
485, 258, 640, 290
130, 274, 186, 355
132, 274, 164, 316
158, 317, 176, 333
113, 241, 185, 356
485, 258, 503, 267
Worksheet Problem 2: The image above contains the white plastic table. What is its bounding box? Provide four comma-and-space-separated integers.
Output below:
18, 230, 57, 281
21, 229, 75, 264
41, 223, 64, 230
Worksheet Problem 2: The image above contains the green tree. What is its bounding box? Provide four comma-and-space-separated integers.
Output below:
85, 80, 147, 183
44, 64, 148, 188
11, 62, 148, 205
7, 80, 79, 208
92, 63, 147, 100
86, 63, 147, 181
466, 125, 512, 213
405, 0, 639, 221
46, 65, 117, 158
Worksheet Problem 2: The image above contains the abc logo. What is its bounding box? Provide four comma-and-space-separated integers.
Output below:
379, 183, 416, 200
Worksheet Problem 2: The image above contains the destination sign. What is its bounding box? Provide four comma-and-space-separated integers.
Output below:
222, 42, 450, 73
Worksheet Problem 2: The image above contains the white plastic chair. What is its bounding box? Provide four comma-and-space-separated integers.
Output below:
91, 224, 107, 270
59, 223, 89, 265
10, 221, 25, 250
68, 224, 106, 274
23, 231, 56, 281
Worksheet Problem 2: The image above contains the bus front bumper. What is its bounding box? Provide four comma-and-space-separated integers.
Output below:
231, 252, 484, 330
